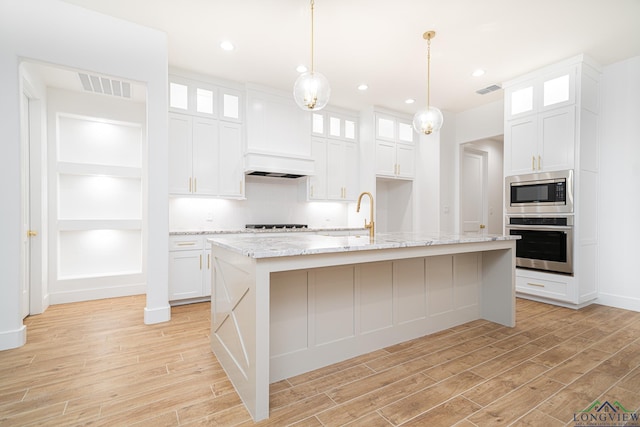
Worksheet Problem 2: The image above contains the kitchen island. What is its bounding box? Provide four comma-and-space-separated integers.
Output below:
207, 232, 518, 421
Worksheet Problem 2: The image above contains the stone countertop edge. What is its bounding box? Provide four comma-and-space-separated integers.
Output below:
169, 227, 368, 236
206, 232, 520, 259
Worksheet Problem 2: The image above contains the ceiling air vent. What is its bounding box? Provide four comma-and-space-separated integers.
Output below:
79, 73, 132, 98
476, 84, 502, 95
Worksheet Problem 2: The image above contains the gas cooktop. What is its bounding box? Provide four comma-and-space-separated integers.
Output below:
245, 224, 308, 229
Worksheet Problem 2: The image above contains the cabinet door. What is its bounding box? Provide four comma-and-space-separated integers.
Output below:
309, 138, 327, 200
505, 116, 537, 175
169, 250, 204, 301
218, 122, 244, 197
539, 106, 575, 172
396, 143, 415, 179
375, 140, 396, 178
192, 118, 219, 195
505, 83, 535, 120
203, 248, 212, 297
168, 113, 192, 194
343, 142, 358, 200
327, 140, 346, 200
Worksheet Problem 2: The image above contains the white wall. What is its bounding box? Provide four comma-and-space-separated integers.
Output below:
597, 56, 640, 311
0, 0, 169, 350
444, 101, 505, 234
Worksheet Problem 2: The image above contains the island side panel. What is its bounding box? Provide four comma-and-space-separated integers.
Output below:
210, 245, 269, 421
480, 243, 516, 327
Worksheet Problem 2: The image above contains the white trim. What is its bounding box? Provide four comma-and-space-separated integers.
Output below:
144, 304, 171, 324
48, 284, 146, 305
0, 325, 27, 351
596, 293, 640, 313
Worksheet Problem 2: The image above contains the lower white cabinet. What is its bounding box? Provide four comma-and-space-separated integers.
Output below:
515, 268, 573, 303
169, 235, 211, 303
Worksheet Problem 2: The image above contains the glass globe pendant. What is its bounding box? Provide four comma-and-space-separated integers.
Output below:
413, 31, 443, 135
412, 106, 444, 135
293, 0, 330, 111
294, 71, 330, 110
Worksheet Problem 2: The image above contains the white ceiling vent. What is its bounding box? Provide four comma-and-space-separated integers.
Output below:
476, 84, 502, 95
79, 73, 131, 98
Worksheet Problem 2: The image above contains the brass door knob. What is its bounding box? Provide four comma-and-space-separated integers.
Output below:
27, 230, 38, 237
479, 224, 486, 229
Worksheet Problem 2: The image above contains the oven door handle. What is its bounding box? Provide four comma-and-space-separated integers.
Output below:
506, 224, 573, 231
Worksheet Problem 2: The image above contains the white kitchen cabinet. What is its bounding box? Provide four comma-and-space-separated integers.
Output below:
218, 121, 244, 197
305, 109, 359, 201
375, 140, 415, 179
308, 138, 327, 200
505, 106, 575, 175
169, 235, 211, 303
169, 113, 244, 198
504, 54, 602, 307
169, 74, 243, 123
374, 113, 415, 180
503, 57, 593, 176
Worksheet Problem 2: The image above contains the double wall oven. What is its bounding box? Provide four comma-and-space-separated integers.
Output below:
505, 170, 574, 275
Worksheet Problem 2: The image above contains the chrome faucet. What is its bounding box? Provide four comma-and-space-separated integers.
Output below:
356, 191, 375, 241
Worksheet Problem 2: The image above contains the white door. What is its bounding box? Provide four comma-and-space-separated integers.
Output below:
460, 148, 488, 234
20, 92, 31, 318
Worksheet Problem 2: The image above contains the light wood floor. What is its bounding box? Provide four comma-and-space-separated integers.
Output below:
1, 296, 640, 426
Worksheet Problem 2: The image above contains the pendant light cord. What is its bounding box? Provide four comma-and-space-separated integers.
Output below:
426, 34, 431, 110
310, 0, 315, 74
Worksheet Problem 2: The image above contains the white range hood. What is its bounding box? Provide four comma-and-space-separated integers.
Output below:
245, 151, 314, 178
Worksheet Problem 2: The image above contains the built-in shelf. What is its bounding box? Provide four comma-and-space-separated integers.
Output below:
57, 219, 142, 231
57, 162, 142, 178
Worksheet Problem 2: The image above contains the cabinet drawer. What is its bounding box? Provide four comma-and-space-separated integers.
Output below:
516, 274, 570, 301
169, 235, 204, 251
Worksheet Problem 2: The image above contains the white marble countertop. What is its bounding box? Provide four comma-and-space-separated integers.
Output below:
170, 227, 366, 236
207, 232, 519, 259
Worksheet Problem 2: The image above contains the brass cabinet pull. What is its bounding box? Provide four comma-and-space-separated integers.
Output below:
199, 254, 202, 270
527, 282, 545, 288
538, 155, 541, 170
532, 156, 535, 171
177, 242, 196, 246
189, 177, 192, 192
310, 185, 314, 197
194, 178, 197, 193
207, 253, 210, 269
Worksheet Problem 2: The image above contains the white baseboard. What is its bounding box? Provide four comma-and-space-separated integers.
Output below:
48, 284, 146, 305
0, 325, 27, 351
596, 292, 640, 313
144, 304, 171, 324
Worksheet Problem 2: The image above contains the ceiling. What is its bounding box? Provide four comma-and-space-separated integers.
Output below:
60, 0, 640, 115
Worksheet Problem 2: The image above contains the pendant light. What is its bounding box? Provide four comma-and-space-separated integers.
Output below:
412, 31, 443, 135
293, 0, 330, 111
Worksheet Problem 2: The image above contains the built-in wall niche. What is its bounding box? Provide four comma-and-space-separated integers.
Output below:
55, 113, 143, 280
375, 178, 413, 232
58, 230, 142, 279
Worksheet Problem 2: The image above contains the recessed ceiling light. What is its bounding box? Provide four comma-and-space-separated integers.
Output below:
357, 84, 368, 91
472, 69, 485, 77
405, 98, 415, 104
220, 40, 235, 51
296, 65, 308, 73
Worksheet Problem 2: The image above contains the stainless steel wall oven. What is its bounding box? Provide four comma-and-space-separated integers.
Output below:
505, 215, 573, 275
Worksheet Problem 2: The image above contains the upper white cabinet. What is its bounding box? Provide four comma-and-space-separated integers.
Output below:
374, 113, 415, 179
306, 110, 359, 201
504, 55, 599, 176
168, 74, 244, 198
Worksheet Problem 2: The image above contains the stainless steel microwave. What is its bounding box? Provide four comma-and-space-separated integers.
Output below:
505, 170, 573, 214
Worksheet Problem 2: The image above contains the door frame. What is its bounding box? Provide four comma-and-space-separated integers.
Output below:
459, 145, 489, 235
21, 68, 47, 316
